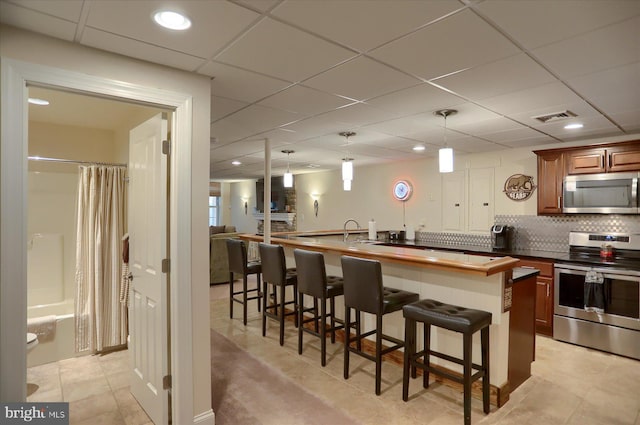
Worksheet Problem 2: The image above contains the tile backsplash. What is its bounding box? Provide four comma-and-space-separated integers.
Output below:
415, 215, 640, 253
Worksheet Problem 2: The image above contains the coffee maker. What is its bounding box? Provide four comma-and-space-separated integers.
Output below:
491, 224, 513, 251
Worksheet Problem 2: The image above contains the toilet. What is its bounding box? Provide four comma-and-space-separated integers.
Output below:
27, 333, 39, 352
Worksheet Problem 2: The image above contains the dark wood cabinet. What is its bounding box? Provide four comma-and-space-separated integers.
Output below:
565, 147, 606, 174
534, 140, 640, 215
535, 151, 564, 215
518, 259, 554, 337
607, 144, 640, 172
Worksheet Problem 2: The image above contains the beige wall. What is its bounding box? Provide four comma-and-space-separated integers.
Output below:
28, 121, 120, 302
229, 133, 640, 234
1, 25, 211, 420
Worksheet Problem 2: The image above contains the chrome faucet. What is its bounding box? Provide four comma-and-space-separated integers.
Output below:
343, 219, 361, 243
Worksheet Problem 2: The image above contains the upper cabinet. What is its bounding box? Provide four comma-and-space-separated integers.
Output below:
534, 140, 640, 215
565, 143, 640, 174
535, 151, 564, 215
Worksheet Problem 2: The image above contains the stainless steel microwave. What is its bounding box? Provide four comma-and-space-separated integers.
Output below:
563, 172, 639, 214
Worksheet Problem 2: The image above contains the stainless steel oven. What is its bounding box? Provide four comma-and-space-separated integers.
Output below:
554, 231, 640, 360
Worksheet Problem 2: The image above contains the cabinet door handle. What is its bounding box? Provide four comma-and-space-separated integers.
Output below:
557, 196, 561, 208
601, 155, 604, 170
547, 284, 550, 298
608, 153, 612, 169
454, 203, 460, 207
483, 202, 489, 206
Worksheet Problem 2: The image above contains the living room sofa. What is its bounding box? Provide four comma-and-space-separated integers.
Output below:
209, 225, 239, 285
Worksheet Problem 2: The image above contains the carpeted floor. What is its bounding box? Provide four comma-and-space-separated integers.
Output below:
210, 328, 361, 425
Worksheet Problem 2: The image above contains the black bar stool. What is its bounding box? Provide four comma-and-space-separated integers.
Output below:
293, 249, 345, 366
341, 255, 419, 395
226, 239, 262, 326
259, 243, 298, 346
402, 299, 492, 425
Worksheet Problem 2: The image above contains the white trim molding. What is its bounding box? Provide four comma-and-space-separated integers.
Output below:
0, 58, 196, 424
193, 409, 215, 425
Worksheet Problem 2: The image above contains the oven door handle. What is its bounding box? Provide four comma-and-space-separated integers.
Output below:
555, 262, 640, 278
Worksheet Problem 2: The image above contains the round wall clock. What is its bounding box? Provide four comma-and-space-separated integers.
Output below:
393, 180, 412, 201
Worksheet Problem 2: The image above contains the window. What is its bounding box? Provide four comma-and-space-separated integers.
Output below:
208, 196, 219, 226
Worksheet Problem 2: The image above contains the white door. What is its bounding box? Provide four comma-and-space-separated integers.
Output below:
468, 168, 494, 233
442, 170, 465, 232
128, 113, 169, 425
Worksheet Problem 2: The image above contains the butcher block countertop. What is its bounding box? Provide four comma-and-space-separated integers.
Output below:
240, 231, 519, 277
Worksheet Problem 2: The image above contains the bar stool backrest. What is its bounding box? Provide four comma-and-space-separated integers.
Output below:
227, 239, 248, 274
259, 243, 287, 285
294, 249, 327, 299
341, 255, 383, 315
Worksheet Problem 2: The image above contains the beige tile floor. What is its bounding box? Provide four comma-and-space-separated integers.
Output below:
25, 280, 640, 425
213, 280, 640, 425
27, 348, 152, 425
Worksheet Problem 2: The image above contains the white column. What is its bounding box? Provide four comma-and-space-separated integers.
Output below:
263, 138, 271, 244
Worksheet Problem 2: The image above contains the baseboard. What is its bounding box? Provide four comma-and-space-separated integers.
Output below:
193, 408, 215, 425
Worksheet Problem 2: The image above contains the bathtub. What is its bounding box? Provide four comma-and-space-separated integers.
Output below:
27, 299, 85, 367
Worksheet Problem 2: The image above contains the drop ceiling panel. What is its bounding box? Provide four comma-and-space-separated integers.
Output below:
366, 83, 464, 116
4, 0, 83, 20
303, 56, 420, 101
215, 17, 357, 82
569, 62, 640, 117
202, 62, 291, 103
235, 0, 280, 13
86, 0, 260, 59
476, 126, 549, 144
532, 16, 640, 79
81, 28, 206, 71
450, 116, 527, 136
370, 9, 520, 81
445, 136, 502, 153
258, 85, 353, 115
0, 1, 77, 40
479, 82, 589, 117
272, 0, 461, 52
609, 110, 640, 132
533, 115, 622, 140
224, 104, 301, 134
210, 119, 258, 145
280, 114, 353, 139
319, 103, 397, 128
477, 0, 640, 50
434, 53, 557, 101
363, 115, 436, 137
211, 96, 249, 122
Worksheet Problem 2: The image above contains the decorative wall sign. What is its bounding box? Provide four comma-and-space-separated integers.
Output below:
393, 180, 412, 201
503, 174, 537, 202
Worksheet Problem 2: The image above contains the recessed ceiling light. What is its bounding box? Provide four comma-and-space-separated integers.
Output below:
412, 145, 426, 152
564, 123, 584, 130
28, 98, 49, 106
153, 10, 191, 30
231, 160, 241, 166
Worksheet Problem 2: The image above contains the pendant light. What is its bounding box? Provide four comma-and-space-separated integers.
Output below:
435, 109, 457, 173
339, 131, 355, 191
282, 149, 294, 188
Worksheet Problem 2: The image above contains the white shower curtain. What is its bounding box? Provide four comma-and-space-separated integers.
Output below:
75, 165, 128, 353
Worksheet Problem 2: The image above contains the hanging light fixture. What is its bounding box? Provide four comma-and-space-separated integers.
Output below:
282, 149, 294, 188
339, 131, 355, 191
435, 109, 457, 173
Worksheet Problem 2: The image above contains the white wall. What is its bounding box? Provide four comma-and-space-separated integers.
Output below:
229, 180, 260, 233
1, 25, 211, 421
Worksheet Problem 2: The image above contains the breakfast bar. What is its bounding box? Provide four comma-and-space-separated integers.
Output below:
241, 231, 537, 406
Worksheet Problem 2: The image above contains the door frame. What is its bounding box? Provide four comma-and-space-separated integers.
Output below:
0, 58, 195, 423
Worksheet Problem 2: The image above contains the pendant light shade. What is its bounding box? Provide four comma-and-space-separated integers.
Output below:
339, 131, 355, 191
282, 150, 294, 188
439, 147, 453, 173
435, 109, 457, 174
342, 159, 353, 181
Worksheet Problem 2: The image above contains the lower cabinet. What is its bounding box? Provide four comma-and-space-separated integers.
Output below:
518, 259, 554, 336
